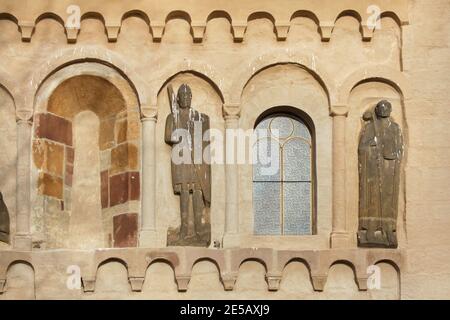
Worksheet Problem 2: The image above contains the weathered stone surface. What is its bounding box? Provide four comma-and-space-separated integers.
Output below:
34, 113, 72, 146
109, 172, 140, 207
99, 118, 115, 151
37, 173, 63, 199
101, 170, 109, 209
47, 75, 126, 119
110, 143, 138, 175
113, 213, 138, 248
0, 0, 449, 300
65, 163, 73, 187
32, 139, 64, 176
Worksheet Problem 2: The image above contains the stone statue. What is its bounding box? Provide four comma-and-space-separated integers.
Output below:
164, 84, 211, 247
357, 100, 403, 248
0, 192, 10, 244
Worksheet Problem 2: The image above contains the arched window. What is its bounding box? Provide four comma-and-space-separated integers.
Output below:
253, 109, 315, 235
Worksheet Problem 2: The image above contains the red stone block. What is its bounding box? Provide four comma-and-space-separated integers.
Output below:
130, 172, 140, 201
66, 146, 74, 164
113, 213, 138, 248
35, 113, 72, 146
65, 163, 73, 187
101, 170, 109, 208
109, 172, 129, 207
109, 171, 140, 207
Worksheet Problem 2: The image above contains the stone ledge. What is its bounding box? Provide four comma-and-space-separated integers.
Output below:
0, 0, 409, 43
0, 247, 403, 294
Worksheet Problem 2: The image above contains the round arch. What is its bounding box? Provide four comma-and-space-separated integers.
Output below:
29, 47, 149, 115
231, 50, 334, 106
338, 66, 410, 105
150, 61, 226, 105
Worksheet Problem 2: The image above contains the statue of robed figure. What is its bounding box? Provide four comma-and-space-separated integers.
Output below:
0, 192, 10, 244
358, 100, 403, 248
165, 84, 211, 247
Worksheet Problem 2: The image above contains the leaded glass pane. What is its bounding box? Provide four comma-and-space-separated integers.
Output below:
253, 137, 281, 182
253, 112, 313, 236
283, 138, 311, 182
253, 181, 281, 235
268, 116, 294, 139
293, 119, 311, 142
283, 182, 311, 235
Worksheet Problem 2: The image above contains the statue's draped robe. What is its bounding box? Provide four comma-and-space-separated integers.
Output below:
358, 115, 403, 248
0, 194, 10, 244
164, 107, 211, 207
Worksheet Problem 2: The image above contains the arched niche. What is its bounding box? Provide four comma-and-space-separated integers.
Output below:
244, 12, 277, 44
155, 72, 224, 247
323, 262, 363, 299
0, 85, 16, 249
369, 261, 400, 300
346, 80, 406, 247
234, 259, 267, 293
0, 16, 21, 43
188, 259, 223, 294
142, 260, 178, 297
31, 63, 141, 250
204, 11, 233, 45
239, 63, 331, 250
0, 262, 35, 300
279, 260, 314, 294
94, 260, 130, 298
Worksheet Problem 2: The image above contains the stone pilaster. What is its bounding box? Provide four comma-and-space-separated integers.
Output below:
15, 116, 32, 250
330, 105, 351, 248
139, 106, 158, 247
222, 103, 241, 248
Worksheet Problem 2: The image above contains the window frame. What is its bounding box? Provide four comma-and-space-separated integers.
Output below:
253, 106, 317, 235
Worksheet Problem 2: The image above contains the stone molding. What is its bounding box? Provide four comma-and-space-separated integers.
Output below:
0, 0, 409, 43
0, 247, 403, 294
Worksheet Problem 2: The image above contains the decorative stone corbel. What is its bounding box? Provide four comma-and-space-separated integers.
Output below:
150, 22, 165, 42
221, 272, 238, 291
81, 276, 96, 293
191, 22, 206, 42
275, 22, 290, 40
105, 24, 121, 42
65, 27, 80, 43
231, 22, 247, 42
175, 274, 191, 292
266, 272, 283, 291
319, 22, 334, 42
19, 21, 35, 42
356, 276, 368, 291
361, 23, 375, 42
128, 276, 145, 292
311, 273, 328, 291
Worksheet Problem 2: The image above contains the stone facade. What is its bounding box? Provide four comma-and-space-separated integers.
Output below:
0, 0, 449, 299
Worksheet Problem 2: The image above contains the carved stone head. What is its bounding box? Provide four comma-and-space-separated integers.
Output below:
375, 100, 392, 118
177, 84, 192, 109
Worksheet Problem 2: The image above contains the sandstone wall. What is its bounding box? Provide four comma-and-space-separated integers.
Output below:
0, 0, 449, 299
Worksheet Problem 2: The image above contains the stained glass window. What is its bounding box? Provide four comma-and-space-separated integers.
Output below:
253, 114, 313, 235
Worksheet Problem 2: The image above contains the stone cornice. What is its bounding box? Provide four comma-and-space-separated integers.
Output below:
0, 247, 403, 293
0, 0, 409, 42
